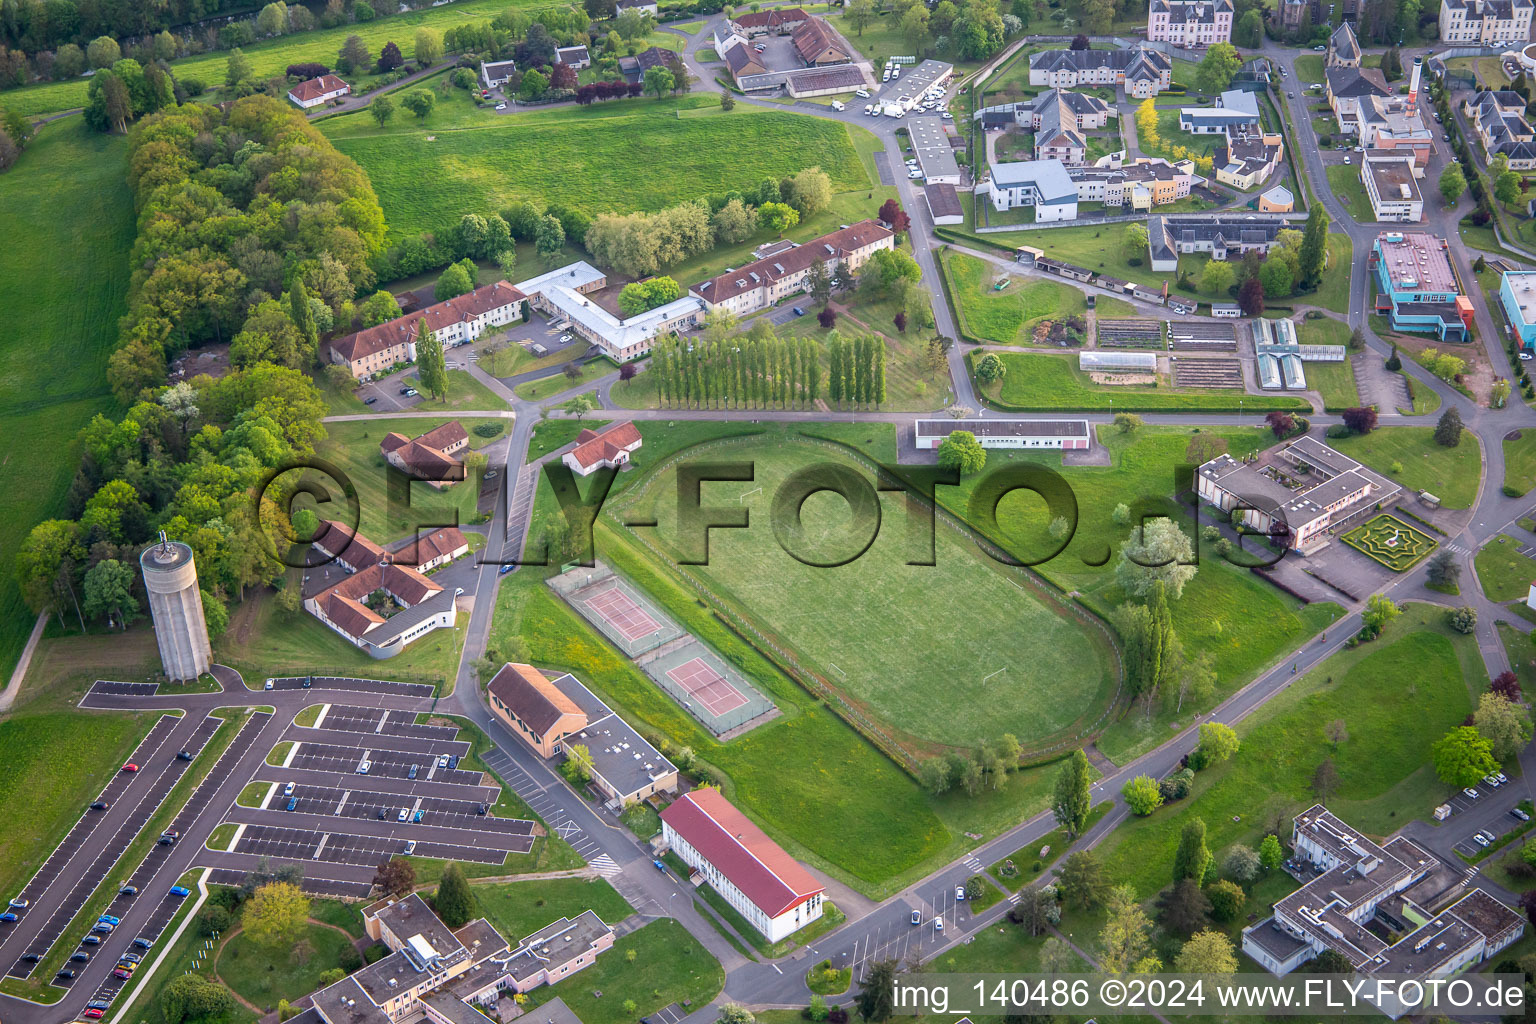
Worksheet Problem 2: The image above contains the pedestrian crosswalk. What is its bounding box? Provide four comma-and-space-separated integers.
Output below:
589, 854, 621, 878
1444, 541, 1470, 555
1007, 891, 1022, 906
963, 854, 984, 873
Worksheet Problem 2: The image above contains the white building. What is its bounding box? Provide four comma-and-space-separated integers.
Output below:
1361, 154, 1424, 222
1243, 805, 1523, 1017
1147, 0, 1233, 46
1438, 0, 1532, 45
660, 789, 826, 944
1029, 47, 1172, 98
982, 159, 1079, 220
914, 419, 1091, 450
480, 59, 517, 89
287, 74, 350, 109
561, 421, 643, 476
516, 263, 704, 363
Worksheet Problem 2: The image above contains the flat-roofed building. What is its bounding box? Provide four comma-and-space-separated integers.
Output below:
923, 182, 964, 224
908, 116, 962, 184
1361, 154, 1424, 222
1499, 270, 1536, 353
1370, 231, 1473, 340
516, 262, 703, 362
876, 59, 954, 115
913, 418, 1091, 450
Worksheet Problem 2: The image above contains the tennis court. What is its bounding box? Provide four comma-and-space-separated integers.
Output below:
665, 657, 750, 717
587, 584, 664, 642
548, 564, 683, 657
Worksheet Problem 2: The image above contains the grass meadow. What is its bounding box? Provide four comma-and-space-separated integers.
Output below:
1475, 534, 1536, 603
610, 439, 1119, 751
942, 251, 1087, 344
474, 877, 633, 940
321, 94, 877, 241
1505, 429, 1536, 496
0, 120, 134, 683
1327, 425, 1483, 509
1095, 604, 1485, 899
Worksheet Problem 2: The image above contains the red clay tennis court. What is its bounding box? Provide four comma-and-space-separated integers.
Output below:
585, 585, 664, 643
664, 658, 750, 716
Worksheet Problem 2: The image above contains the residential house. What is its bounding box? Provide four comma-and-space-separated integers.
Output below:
1325, 66, 1393, 135
660, 788, 827, 943
287, 74, 350, 109
555, 45, 591, 68
1028, 46, 1173, 98
1464, 90, 1536, 169
1327, 21, 1361, 66
313, 520, 387, 573
618, 45, 676, 82
1011, 88, 1115, 165
690, 221, 895, 316
1070, 156, 1197, 209
982, 159, 1080, 219
719, 37, 768, 81
561, 421, 643, 476
1370, 231, 1474, 340
1146, 214, 1290, 271
1361, 154, 1424, 222
480, 59, 517, 89
616, 0, 659, 12
396, 526, 470, 573
380, 421, 470, 489
1147, 0, 1233, 46
1439, 0, 1532, 45
487, 663, 679, 806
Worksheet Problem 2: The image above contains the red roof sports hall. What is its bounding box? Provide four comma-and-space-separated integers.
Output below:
660, 789, 827, 943
546, 563, 778, 737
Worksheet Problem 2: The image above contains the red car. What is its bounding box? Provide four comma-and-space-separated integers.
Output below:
83, 1010, 105, 1019
112, 968, 130, 980
121, 764, 138, 773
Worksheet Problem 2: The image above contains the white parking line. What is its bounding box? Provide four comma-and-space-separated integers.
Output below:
281, 743, 299, 768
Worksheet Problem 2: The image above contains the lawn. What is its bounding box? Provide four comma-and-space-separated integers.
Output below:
1342, 514, 1438, 571
988, 801, 1112, 891
1505, 429, 1536, 496
981, 351, 1310, 413
379, 369, 507, 413
473, 877, 633, 941
1296, 318, 1359, 409
0, 119, 134, 682
1096, 603, 1485, 899
1147, 104, 1223, 161
522, 919, 722, 1024
942, 251, 1087, 344
0, 0, 558, 119
620, 802, 662, 839
1475, 535, 1536, 603
313, 416, 505, 542
1327, 426, 1483, 509
514, 360, 614, 401
607, 438, 1120, 752
1326, 163, 1373, 219
1295, 54, 1326, 81
322, 95, 875, 242
217, 923, 357, 1013
1500, 622, 1536, 696
528, 418, 605, 461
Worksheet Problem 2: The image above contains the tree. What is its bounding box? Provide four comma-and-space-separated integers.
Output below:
937, 431, 987, 475
435, 263, 473, 301
1194, 43, 1242, 94
338, 34, 370, 74
1476, 691, 1532, 761
160, 973, 235, 1024
1266, 410, 1296, 439
1311, 756, 1341, 802
1235, 8, 1263, 45
83, 559, 139, 629
759, 202, 799, 235
1435, 406, 1464, 447
720, 91, 735, 111
817, 307, 837, 329
1325, 718, 1349, 750
520, 67, 548, 101
1112, 412, 1143, 435
1259, 834, 1283, 871
718, 1005, 755, 1024
643, 65, 675, 99
1199, 259, 1235, 296
1439, 164, 1466, 206
401, 89, 435, 118
1045, 747, 1093, 835
416, 330, 448, 402
1175, 930, 1238, 975
975, 352, 1006, 383
1124, 222, 1150, 263
535, 214, 566, 262
1100, 884, 1153, 974
562, 394, 596, 420
1341, 406, 1378, 434
1206, 878, 1245, 922
1259, 257, 1294, 299
243, 882, 309, 952
712, 198, 756, 243
1116, 519, 1198, 599
1492, 670, 1523, 703
1297, 205, 1330, 290
374, 858, 416, 896
434, 863, 476, 927
87, 36, 122, 69
1362, 593, 1400, 635
1197, 722, 1239, 764
847, 0, 878, 33
1432, 726, 1500, 787
414, 28, 444, 66
1057, 851, 1109, 908
1449, 605, 1477, 634
1122, 774, 1163, 816
224, 47, 253, 88
785, 167, 833, 217
1173, 817, 1212, 885
361, 290, 402, 327
1158, 878, 1211, 936
377, 41, 404, 72
1498, 169, 1524, 206
1222, 844, 1260, 882
1238, 275, 1264, 316
257, 2, 289, 36
855, 959, 899, 1023
1011, 884, 1061, 936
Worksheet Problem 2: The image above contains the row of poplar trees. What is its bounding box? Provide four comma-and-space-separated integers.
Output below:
647, 331, 886, 410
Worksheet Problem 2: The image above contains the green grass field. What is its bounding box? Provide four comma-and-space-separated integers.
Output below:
0, 119, 134, 682
515, 361, 613, 401
1326, 164, 1373, 218
1475, 534, 1536, 602
217, 923, 356, 1012
523, 919, 721, 1024
474, 877, 633, 941
1326, 426, 1483, 509
322, 95, 875, 241
1505, 430, 1536, 496
609, 439, 1119, 751
0, 0, 561, 119
942, 251, 1086, 343
980, 351, 1310, 413
1296, 318, 1360, 409
1096, 604, 1483, 899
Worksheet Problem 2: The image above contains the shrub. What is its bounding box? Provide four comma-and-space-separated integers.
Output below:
1325, 424, 1352, 438
472, 422, 503, 438
1506, 485, 1525, 498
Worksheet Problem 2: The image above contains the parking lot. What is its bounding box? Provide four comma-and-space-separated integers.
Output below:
204, 868, 373, 900
8, 715, 222, 979
232, 824, 517, 866
89, 682, 163, 698
307, 704, 460, 742
249, 782, 533, 838
766, 305, 810, 326
264, 676, 436, 699
284, 741, 484, 786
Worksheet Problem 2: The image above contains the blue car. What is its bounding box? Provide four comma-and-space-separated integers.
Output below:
133, 938, 152, 949
98, 915, 119, 926
498, 564, 514, 576
412, 810, 423, 823
92, 923, 112, 934
0, 913, 17, 923
287, 798, 298, 811
168, 886, 190, 898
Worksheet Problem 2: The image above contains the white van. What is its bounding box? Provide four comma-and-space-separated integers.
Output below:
830, 100, 845, 110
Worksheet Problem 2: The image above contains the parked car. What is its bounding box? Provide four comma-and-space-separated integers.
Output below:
1474, 832, 1491, 847
437, 755, 449, 769
358, 760, 371, 774
413, 809, 424, 823
363, 396, 379, 405
1514, 808, 1532, 821
448, 755, 459, 769
112, 969, 130, 980
495, 103, 506, 111
70, 953, 89, 963
1497, 772, 1509, 784
121, 763, 138, 773
408, 764, 419, 780
133, 938, 153, 950
264, 680, 274, 690
176, 750, 192, 761
84, 1009, 105, 1019
404, 840, 417, 855
558, 334, 573, 343
499, 564, 514, 575
121, 954, 141, 964
99, 916, 119, 926
158, 831, 178, 846
1484, 774, 1502, 787
88, 1000, 111, 1010
1464, 787, 1480, 799
377, 807, 388, 819
0, 913, 17, 923
398, 807, 410, 822
82, 935, 101, 946
92, 922, 112, 934
955, 886, 965, 900
855, 89, 870, 98
90, 801, 109, 811
118, 886, 137, 896
19, 953, 38, 962
57, 969, 75, 980
791, 307, 805, 317
286, 798, 298, 811
910, 910, 921, 925
169, 886, 191, 898
403, 388, 418, 397
934, 918, 943, 933
476, 803, 487, 816
8, 898, 28, 909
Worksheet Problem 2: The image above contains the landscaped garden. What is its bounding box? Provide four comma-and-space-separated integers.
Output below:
1342, 514, 1438, 571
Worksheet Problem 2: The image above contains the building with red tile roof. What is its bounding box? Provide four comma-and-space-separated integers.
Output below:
690, 220, 894, 317
381, 421, 471, 489
731, 6, 810, 33
313, 519, 388, 572
400, 526, 471, 572
660, 788, 826, 942
792, 17, 850, 66
561, 421, 642, 477
304, 560, 456, 659
325, 281, 525, 380
288, 74, 351, 109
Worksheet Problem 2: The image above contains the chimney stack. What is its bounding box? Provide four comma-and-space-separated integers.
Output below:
1408, 56, 1423, 115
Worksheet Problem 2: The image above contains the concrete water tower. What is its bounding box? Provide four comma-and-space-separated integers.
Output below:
140, 532, 213, 682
